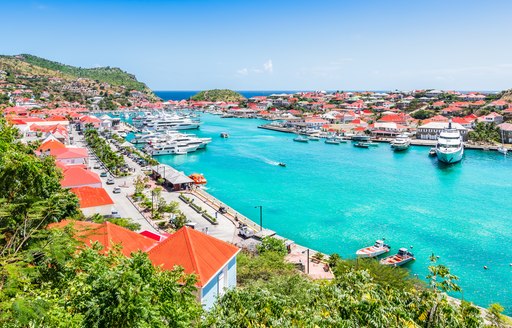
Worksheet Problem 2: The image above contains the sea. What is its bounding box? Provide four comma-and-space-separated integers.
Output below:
127, 92, 511, 313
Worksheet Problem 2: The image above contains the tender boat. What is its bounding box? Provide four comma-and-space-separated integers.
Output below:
391, 134, 411, 151
380, 248, 415, 267
497, 146, 508, 155
356, 240, 390, 258
354, 142, 369, 148
293, 135, 309, 143
189, 173, 207, 185
435, 120, 464, 164
367, 141, 379, 147
278, 162, 286, 167
325, 138, 340, 145
308, 136, 320, 141
335, 136, 348, 143
429, 147, 437, 156
220, 132, 229, 138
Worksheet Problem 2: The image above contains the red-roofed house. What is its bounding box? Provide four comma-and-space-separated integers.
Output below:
49, 220, 157, 257
478, 112, 504, 124
452, 117, 472, 129
50, 147, 89, 166
37, 136, 66, 153
70, 187, 115, 217
79, 115, 101, 129
148, 226, 240, 309
61, 167, 102, 189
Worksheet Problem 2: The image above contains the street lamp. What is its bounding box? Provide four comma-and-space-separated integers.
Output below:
254, 205, 263, 231
151, 190, 156, 220
302, 249, 310, 274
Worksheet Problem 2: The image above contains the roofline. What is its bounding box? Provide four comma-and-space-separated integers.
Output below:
200, 248, 241, 288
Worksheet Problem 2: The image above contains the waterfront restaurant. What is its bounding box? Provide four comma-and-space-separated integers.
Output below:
150, 164, 194, 191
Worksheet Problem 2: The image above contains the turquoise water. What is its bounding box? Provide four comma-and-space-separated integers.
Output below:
142, 114, 511, 312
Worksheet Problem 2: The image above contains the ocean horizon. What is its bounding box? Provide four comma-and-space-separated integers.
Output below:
155, 90, 501, 101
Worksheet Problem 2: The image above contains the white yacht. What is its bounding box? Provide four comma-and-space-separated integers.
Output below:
390, 134, 411, 151
435, 121, 464, 164
147, 142, 198, 155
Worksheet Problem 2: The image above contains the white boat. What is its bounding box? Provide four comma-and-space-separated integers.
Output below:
435, 121, 464, 164
335, 136, 348, 143
356, 240, 390, 258
293, 135, 309, 143
390, 134, 411, 151
379, 248, 415, 267
352, 134, 371, 142
325, 138, 340, 145
497, 146, 508, 155
308, 136, 320, 141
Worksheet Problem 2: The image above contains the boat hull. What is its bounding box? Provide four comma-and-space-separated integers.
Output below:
356, 248, 389, 258
436, 147, 464, 163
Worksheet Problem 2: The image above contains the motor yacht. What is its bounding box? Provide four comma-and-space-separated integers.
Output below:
390, 134, 411, 151
435, 121, 464, 164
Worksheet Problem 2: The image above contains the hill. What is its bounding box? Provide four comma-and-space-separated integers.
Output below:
18, 54, 150, 92
500, 89, 512, 102
191, 89, 245, 102
0, 54, 159, 108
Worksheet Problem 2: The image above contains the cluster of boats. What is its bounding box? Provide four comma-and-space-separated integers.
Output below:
356, 240, 415, 267
132, 111, 201, 131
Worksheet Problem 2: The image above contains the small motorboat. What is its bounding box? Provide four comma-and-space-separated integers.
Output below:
354, 142, 369, 148
335, 136, 348, 143
356, 240, 390, 258
497, 146, 508, 155
278, 162, 286, 167
325, 138, 340, 145
220, 132, 229, 138
293, 136, 309, 143
429, 147, 437, 156
367, 141, 379, 147
379, 248, 415, 267
189, 173, 207, 185
308, 136, 320, 141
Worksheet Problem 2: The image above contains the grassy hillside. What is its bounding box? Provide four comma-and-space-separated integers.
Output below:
191, 89, 245, 102
18, 54, 150, 92
500, 89, 512, 102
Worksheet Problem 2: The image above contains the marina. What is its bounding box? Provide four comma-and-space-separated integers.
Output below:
134, 113, 512, 312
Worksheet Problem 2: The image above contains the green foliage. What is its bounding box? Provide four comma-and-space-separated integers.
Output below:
411, 109, 435, 120
328, 253, 342, 267
169, 211, 188, 230
84, 129, 125, 173
190, 89, 245, 102
486, 303, 507, 327
90, 214, 141, 231
468, 121, 501, 143
19, 54, 150, 92
236, 250, 295, 286
256, 236, 288, 256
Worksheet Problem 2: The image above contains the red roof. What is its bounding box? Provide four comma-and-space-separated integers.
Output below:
71, 186, 114, 208
49, 220, 157, 257
50, 147, 88, 160
148, 227, 239, 286
61, 167, 101, 188
37, 138, 66, 152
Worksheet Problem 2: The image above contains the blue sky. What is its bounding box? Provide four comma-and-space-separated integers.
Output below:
2, 0, 512, 90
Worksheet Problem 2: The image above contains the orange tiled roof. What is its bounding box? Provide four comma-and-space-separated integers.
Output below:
147, 227, 239, 286
37, 139, 66, 152
61, 167, 101, 188
71, 186, 114, 208
49, 220, 157, 257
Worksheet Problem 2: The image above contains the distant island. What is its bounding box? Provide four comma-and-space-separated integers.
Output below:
191, 89, 245, 102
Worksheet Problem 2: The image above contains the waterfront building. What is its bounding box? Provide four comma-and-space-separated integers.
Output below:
498, 122, 512, 143
416, 121, 468, 141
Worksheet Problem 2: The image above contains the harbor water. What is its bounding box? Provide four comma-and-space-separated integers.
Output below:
131, 113, 511, 313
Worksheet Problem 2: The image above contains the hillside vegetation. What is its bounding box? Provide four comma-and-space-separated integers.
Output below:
501, 89, 512, 102
191, 89, 245, 102
18, 54, 150, 92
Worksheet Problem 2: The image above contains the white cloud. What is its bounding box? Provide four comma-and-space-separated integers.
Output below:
236, 59, 273, 76
263, 59, 273, 73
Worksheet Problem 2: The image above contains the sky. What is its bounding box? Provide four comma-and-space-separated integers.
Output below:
2, 0, 512, 91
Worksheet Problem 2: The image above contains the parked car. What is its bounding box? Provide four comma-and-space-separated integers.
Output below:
100, 172, 108, 177
113, 187, 121, 194
94, 164, 101, 169
111, 208, 120, 218
106, 178, 115, 185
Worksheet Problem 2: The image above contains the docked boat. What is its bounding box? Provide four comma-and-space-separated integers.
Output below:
335, 136, 348, 143
189, 173, 207, 185
173, 148, 188, 155
390, 134, 411, 151
352, 134, 371, 142
435, 121, 464, 164
429, 147, 437, 156
293, 135, 309, 143
367, 141, 379, 147
354, 142, 369, 148
356, 240, 391, 258
380, 248, 415, 267
325, 138, 340, 145
308, 136, 320, 141
220, 132, 229, 138
497, 146, 508, 155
